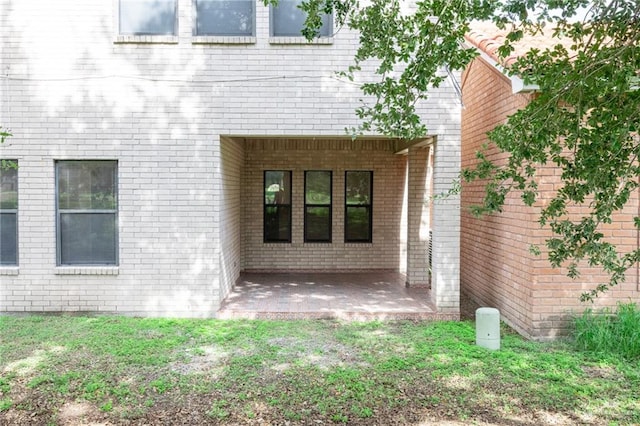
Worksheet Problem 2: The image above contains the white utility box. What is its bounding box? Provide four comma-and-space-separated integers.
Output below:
476, 307, 500, 350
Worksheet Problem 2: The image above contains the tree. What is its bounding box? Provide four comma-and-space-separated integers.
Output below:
0, 127, 12, 170
0, 127, 9, 144
281, 0, 640, 300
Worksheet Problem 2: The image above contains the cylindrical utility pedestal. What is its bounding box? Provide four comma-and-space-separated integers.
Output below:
476, 307, 500, 350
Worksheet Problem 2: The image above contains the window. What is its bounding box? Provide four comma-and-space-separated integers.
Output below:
270, 0, 332, 37
194, 0, 254, 36
56, 161, 118, 265
304, 171, 331, 242
345, 171, 372, 243
119, 0, 177, 35
0, 161, 18, 266
264, 171, 292, 243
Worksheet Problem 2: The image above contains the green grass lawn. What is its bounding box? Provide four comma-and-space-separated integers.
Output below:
1, 317, 638, 425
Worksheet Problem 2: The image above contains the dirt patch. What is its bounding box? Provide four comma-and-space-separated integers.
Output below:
267, 336, 367, 370
581, 365, 623, 380
171, 345, 229, 375
58, 401, 111, 426
460, 292, 482, 321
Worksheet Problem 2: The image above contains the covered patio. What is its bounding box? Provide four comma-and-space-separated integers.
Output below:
217, 136, 461, 320
217, 272, 459, 321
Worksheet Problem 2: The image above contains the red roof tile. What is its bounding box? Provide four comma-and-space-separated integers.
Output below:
464, 21, 574, 67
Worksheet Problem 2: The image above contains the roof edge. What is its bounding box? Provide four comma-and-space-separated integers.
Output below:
465, 41, 539, 94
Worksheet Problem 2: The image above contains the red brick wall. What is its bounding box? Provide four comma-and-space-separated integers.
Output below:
461, 58, 538, 337
531, 176, 640, 336
460, 57, 640, 340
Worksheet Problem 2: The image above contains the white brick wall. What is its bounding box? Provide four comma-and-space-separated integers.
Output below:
219, 136, 244, 298
0, 0, 461, 315
407, 145, 433, 286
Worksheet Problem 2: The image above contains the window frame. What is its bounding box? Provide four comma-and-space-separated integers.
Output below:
118, 0, 178, 36
269, 0, 333, 38
263, 170, 292, 243
0, 160, 18, 266
304, 170, 332, 243
344, 170, 373, 243
55, 160, 119, 266
192, 0, 256, 36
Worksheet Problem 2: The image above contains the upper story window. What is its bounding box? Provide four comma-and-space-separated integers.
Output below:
194, 0, 255, 36
56, 161, 118, 266
264, 171, 292, 243
270, 0, 332, 37
119, 0, 177, 35
0, 161, 18, 266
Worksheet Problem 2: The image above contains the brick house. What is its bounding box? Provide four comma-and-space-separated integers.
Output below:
0, 0, 461, 318
461, 24, 640, 340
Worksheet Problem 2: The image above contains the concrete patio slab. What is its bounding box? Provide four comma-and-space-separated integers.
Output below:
218, 272, 459, 321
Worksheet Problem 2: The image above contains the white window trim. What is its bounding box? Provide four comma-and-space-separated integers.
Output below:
269, 36, 333, 45
192, 0, 256, 38
192, 36, 256, 45
55, 266, 119, 276
0, 266, 19, 276
55, 160, 119, 267
269, 1, 334, 41
114, 0, 179, 43
0, 161, 18, 267
114, 35, 179, 44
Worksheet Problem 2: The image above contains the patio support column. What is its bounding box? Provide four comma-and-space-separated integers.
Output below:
406, 145, 432, 287
430, 138, 461, 317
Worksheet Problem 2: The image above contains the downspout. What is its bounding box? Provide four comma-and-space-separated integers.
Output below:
445, 65, 464, 106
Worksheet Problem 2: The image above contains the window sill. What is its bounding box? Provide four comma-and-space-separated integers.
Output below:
0, 267, 19, 276
192, 36, 256, 45
55, 266, 119, 276
269, 37, 333, 45
114, 35, 179, 44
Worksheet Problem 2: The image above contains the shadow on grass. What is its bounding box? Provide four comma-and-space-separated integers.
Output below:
0, 317, 638, 425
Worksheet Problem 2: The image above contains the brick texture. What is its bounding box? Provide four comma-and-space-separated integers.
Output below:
406, 146, 432, 286
242, 138, 406, 271
461, 57, 640, 339
0, 0, 461, 316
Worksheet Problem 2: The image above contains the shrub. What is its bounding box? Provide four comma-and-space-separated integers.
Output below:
573, 302, 640, 360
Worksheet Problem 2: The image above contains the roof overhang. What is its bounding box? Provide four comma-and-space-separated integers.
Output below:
467, 43, 539, 94
393, 136, 435, 155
